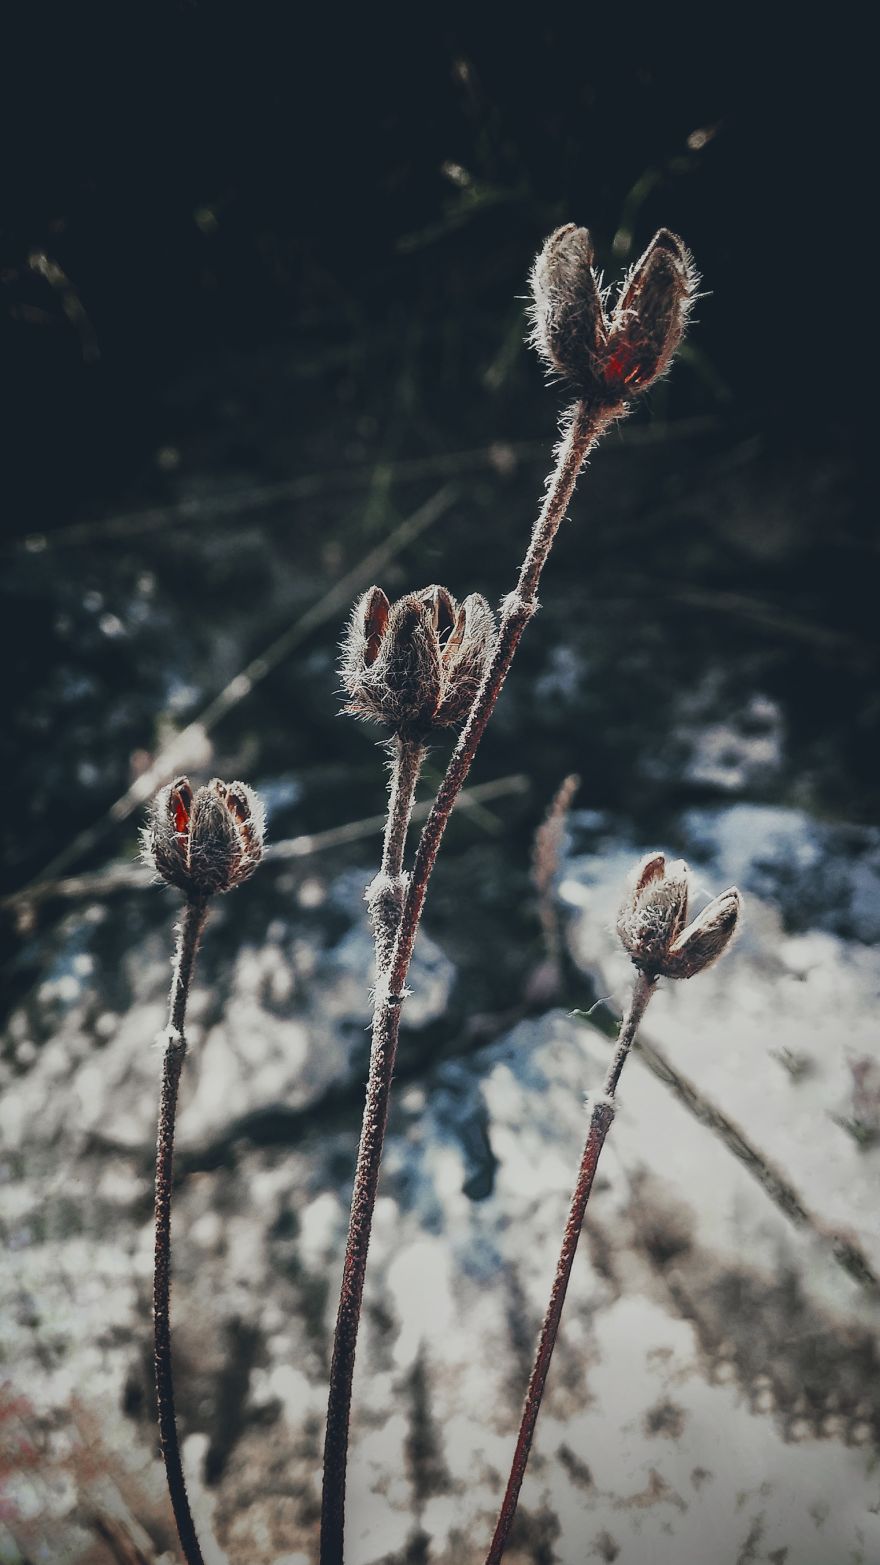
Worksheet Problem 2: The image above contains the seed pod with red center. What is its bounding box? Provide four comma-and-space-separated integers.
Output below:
341, 584, 496, 735
617, 851, 741, 980
604, 229, 698, 399
143, 775, 265, 898
528, 223, 698, 409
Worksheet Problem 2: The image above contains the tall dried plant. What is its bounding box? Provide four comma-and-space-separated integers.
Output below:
320, 222, 700, 1563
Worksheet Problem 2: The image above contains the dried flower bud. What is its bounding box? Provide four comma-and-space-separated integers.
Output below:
528, 223, 698, 408
617, 852, 741, 980
341, 583, 496, 735
143, 775, 265, 897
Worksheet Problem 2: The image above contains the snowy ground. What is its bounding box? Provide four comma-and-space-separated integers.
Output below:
2, 800, 878, 1565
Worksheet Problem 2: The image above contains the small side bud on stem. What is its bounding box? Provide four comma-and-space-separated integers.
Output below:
617, 852, 742, 979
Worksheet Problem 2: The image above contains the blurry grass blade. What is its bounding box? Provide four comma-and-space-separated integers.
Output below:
12, 487, 457, 895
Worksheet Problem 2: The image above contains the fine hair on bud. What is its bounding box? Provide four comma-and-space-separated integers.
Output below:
143, 775, 266, 898
528, 223, 698, 409
617, 852, 741, 980
529, 225, 607, 389
340, 583, 496, 736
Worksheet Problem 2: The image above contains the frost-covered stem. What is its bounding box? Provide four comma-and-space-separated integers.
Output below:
320, 399, 615, 1565
603, 968, 654, 1096
484, 969, 654, 1564
154, 895, 209, 1565
371, 735, 425, 976
320, 735, 423, 1564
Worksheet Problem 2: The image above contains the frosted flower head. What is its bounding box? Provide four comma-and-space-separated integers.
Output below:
617, 852, 741, 980
529, 224, 698, 408
340, 584, 496, 735
143, 776, 265, 898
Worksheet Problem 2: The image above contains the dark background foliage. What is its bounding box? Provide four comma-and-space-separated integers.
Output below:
0, 11, 871, 899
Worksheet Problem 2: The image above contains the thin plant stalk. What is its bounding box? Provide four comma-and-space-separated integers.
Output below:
320, 734, 424, 1562
371, 734, 425, 976
154, 895, 209, 1565
484, 969, 655, 1564
320, 397, 617, 1563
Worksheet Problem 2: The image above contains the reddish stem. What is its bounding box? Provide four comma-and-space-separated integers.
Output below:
320, 399, 617, 1564
154, 896, 209, 1565
484, 970, 654, 1563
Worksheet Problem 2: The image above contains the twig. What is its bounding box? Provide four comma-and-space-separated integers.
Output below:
484, 970, 654, 1564
8, 416, 719, 555
532, 773, 581, 980
626, 1017, 880, 1294
153, 897, 209, 1565
2, 772, 529, 917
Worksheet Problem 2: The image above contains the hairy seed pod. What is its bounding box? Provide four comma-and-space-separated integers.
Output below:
661, 887, 743, 979
528, 223, 698, 408
341, 583, 496, 735
617, 851, 740, 980
143, 775, 265, 897
605, 229, 699, 397
434, 590, 496, 725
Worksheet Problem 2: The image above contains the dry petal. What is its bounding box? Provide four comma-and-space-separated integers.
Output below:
662, 888, 742, 980
528, 223, 697, 409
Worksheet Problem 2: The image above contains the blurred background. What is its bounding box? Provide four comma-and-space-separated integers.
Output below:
1, 13, 877, 1565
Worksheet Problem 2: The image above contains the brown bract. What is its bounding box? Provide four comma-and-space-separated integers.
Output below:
617, 851, 741, 980
143, 775, 265, 897
529, 224, 698, 407
340, 584, 496, 735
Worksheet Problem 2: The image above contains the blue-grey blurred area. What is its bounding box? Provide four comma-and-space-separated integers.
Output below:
0, 17, 876, 1565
